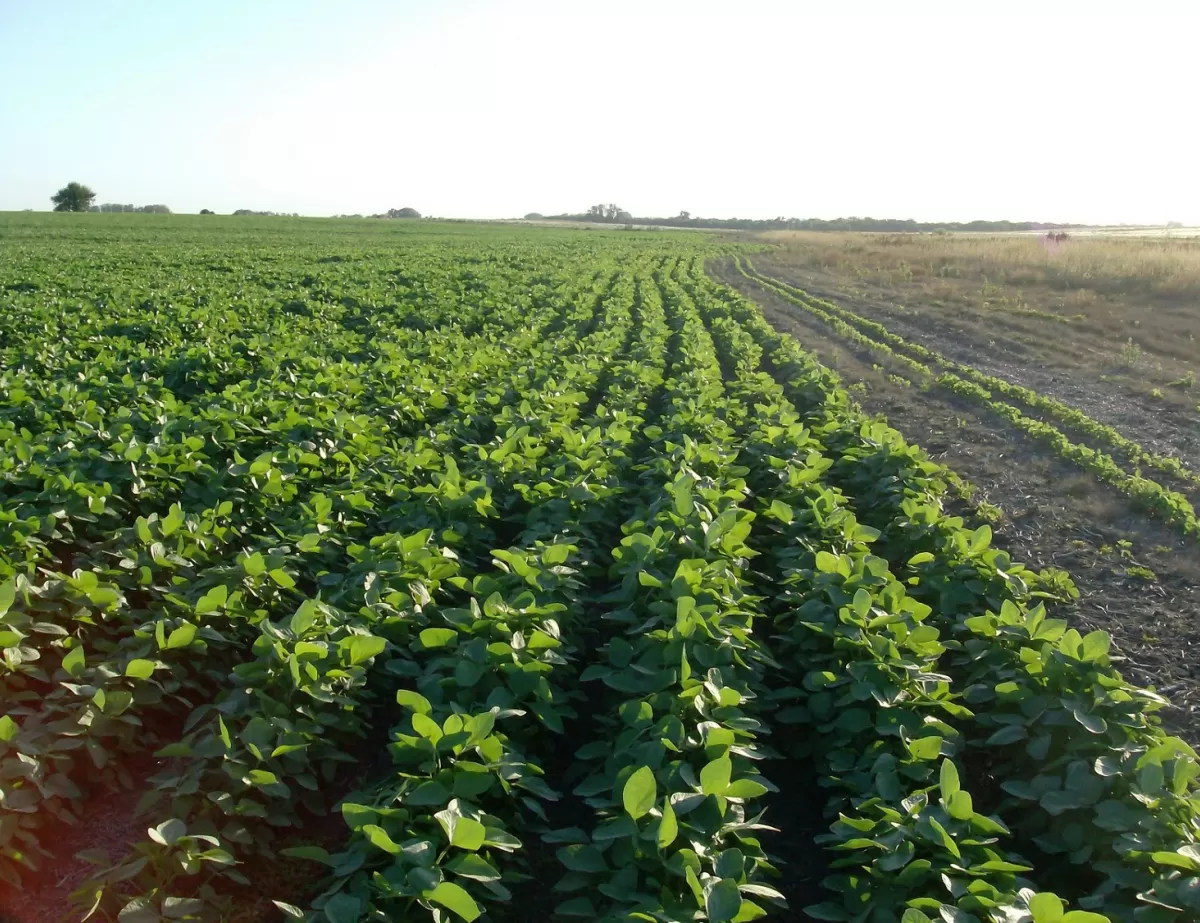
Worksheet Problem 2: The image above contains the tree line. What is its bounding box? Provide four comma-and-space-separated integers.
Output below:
538, 205, 1080, 233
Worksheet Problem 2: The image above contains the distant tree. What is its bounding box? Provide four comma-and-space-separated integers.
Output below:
677, 211, 691, 221
200, 209, 215, 215
585, 204, 626, 222
386, 207, 421, 219
524, 212, 545, 220
51, 182, 96, 212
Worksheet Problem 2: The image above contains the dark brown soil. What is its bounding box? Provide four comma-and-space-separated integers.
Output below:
715, 259, 1200, 744
0, 759, 156, 923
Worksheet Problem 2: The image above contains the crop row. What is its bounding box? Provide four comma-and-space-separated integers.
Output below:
2, 222, 1197, 923
733, 258, 1200, 540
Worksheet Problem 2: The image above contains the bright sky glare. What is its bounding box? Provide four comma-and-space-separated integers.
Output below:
1, 0, 1197, 224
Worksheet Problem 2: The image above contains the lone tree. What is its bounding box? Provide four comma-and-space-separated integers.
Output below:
51, 182, 96, 212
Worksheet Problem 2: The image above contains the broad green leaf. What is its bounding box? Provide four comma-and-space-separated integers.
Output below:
556, 844, 608, 872
396, 689, 432, 713
117, 897, 158, 923
162, 897, 205, 918
1028, 892, 1064, 923
725, 778, 768, 800
706, 879, 742, 923
419, 627, 458, 649
195, 584, 228, 615
657, 797, 677, 849
125, 659, 155, 680
280, 846, 333, 865
363, 824, 402, 854
0, 716, 18, 742
148, 818, 187, 846
165, 623, 196, 650
700, 756, 732, 796
449, 817, 487, 851
622, 766, 657, 820
939, 759, 960, 801
425, 881, 481, 922
345, 635, 386, 665
908, 736, 943, 759
444, 853, 502, 881
62, 644, 86, 676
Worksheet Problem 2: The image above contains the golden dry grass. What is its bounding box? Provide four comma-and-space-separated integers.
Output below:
760, 231, 1200, 302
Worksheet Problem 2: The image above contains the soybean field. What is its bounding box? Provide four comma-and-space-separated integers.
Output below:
1, 214, 1197, 923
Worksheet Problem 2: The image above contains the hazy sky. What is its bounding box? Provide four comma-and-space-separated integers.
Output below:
2, 1, 1197, 223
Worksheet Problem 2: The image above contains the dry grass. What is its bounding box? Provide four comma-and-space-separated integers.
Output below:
760, 231, 1200, 303
752, 230, 1200, 416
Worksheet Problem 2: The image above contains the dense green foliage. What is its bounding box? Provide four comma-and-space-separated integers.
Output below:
0, 214, 1197, 922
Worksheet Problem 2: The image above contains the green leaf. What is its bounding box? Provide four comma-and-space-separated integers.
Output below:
706, 879, 742, 923
323, 893, 364, 923
1029, 892, 1064, 923
148, 818, 187, 846
117, 897, 158, 923
363, 824, 402, 854
946, 790, 974, 820
412, 712, 443, 743
450, 817, 487, 851
700, 756, 732, 796
195, 584, 228, 615
0, 580, 14, 617
622, 766, 657, 821
445, 853, 502, 881
939, 759, 960, 801
165, 623, 197, 650
125, 658, 155, 680
907, 736, 944, 759
657, 797, 677, 849
162, 897, 205, 918
345, 635, 386, 665
62, 644, 86, 676
269, 569, 296, 588
419, 627, 458, 649
242, 552, 266, 576
0, 715, 19, 742
725, 778, 768, 800
425, 881, 481, 922
407, 781, 452, 806
396, 689, 432, 713
280, 846, 334, 865
901, 912, 933, 923
556, 844, 608, 872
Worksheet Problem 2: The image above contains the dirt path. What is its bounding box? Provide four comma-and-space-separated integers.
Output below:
715, 261, 1200, 743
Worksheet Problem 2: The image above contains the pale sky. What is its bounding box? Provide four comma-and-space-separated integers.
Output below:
1, 0, 1197, 224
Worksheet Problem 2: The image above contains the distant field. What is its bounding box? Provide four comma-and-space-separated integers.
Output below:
2, 214, 1198, 923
